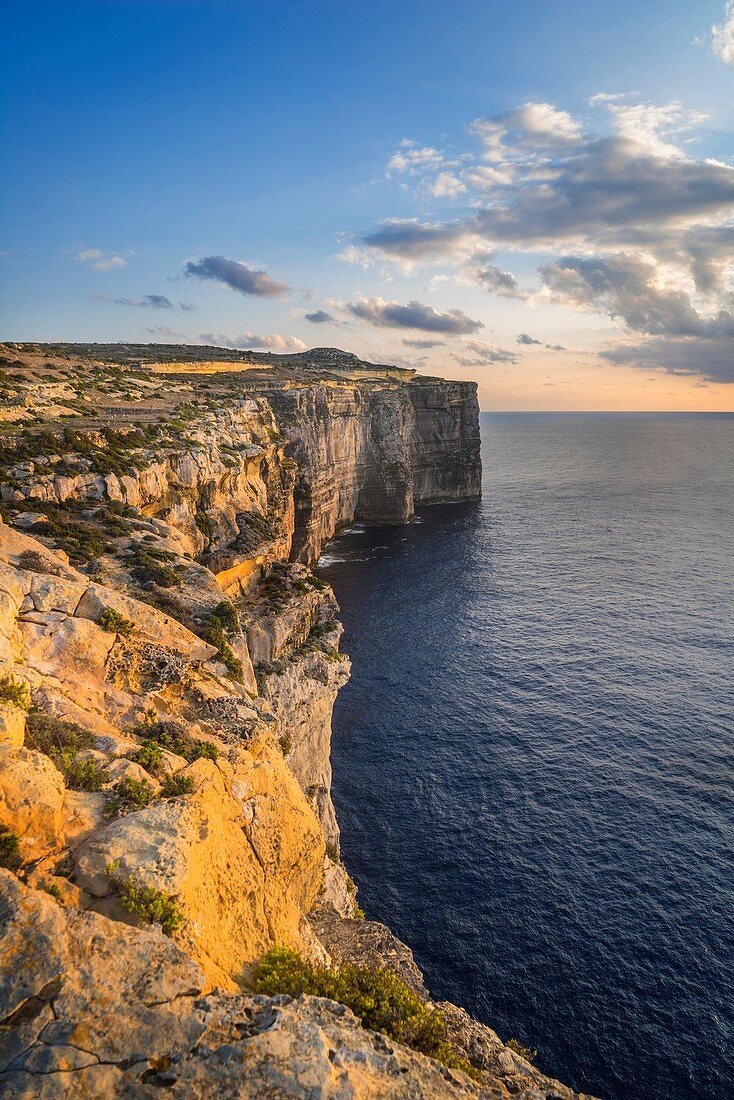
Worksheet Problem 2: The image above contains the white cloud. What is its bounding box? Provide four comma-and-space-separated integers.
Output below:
199, 332, 307, 351
75, 248, 127, 271
712, 2, 734, 64
429, 172, 466, 198
472, 102, 583, 160
387, 141, 445, 175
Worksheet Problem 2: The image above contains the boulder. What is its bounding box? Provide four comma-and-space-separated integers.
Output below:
0, 747, 65, 863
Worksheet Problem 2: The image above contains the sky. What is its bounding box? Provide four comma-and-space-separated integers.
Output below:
1, 0, 733, 411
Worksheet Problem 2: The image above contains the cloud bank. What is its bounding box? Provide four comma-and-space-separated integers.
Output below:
347, 96, 734, 382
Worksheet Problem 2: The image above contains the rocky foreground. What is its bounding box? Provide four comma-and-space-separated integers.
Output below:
0, 344, 595, 1098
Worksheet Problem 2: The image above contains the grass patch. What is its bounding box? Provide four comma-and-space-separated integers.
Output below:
254, 948, 481, 1081
198, 601, 243, 682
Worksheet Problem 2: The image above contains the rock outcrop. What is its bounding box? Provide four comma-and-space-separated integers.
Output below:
0, 344, 594, 1099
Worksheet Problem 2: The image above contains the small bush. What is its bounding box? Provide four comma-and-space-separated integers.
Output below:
105, 776, 157, 817
0, 673, 30, 711
53, 748, 110, 791
185, 739, 218, 763
134, 719, 218, 763
25, 713, 96, 755
130, 739, 164, 775
17, 549, 63, 575
0, 825, 22, 871
253, 948, 481, 1080
210, 599, 239, 633
161, 772, 195, 798
44, 883, 62, 901
506, 1038, 538, 1063
279, 732, 292, 756
107, 864, 183, 936
99, 607, 134, 636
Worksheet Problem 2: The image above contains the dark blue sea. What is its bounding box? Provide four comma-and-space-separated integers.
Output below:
318, 413, 734, 1100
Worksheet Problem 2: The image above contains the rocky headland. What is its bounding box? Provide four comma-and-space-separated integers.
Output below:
0, 343, 594, 1098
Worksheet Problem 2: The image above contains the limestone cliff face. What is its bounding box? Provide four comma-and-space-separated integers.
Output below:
0, 354, 594, 1099
264, 377, 481, 563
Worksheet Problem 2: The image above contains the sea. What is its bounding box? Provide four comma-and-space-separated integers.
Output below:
317, 412, 734, 1100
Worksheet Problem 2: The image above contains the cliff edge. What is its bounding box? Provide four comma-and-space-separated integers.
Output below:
0, 344, 593, 1099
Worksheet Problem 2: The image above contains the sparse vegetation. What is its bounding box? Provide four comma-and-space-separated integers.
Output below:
126, 545, 184, 589
161, 772, 195, 797
25, 712, 96, 755
130, 739, 164, 775
0, 673, 30, 711
99, 607, 134, 636
279, 732, 292, 756
198, 602, 243, 682
52, 749, 110, 791
25, 713, 108, 788
0, 825, 22, 871
17, 548, 63, 575
506, 1038, 538, 1063
106, 863, 184, 936
105, 776, 158, 817
131, 717, 218, 764
254, 948, 481, 1081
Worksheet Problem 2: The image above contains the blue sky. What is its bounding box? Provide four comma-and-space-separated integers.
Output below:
2, 0, 733, 409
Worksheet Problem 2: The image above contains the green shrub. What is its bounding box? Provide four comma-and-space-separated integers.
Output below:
161, 772, 195, 798
253, 948, 480, 1080
106, 864, 183, 936
52, 748, 110, 791
0, 825, 22, 871
130, 739, 164, 775
185, 739, 218, 763
210, 599, 239, 632
129, 719, 218, 764
44, 883, 62, 901
105, 776, 157, 817
200, 619, 243, 683
506, 1038, 537, 1063
279, 732, 292, 756
0, 673, 30, 711
126, 546, 183, 588
99, 607, 134, 636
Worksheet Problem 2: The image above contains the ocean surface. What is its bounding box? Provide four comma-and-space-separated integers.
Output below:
318, 413, 734, 1100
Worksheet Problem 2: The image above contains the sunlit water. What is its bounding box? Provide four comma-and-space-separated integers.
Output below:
318, 413, 734, 1100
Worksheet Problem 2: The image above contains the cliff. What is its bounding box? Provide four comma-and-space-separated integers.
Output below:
0, 344, 592, 1099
